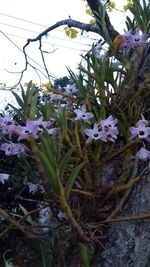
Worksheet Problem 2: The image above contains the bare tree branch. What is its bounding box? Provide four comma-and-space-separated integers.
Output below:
19, 12, 118, 85
39, 39, 53, 83
14, 18, 99, 86
16, 1, 119, 86
26, 19, 99, 45
0, 207, 39, 239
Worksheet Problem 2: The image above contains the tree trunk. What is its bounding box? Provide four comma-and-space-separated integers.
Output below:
93, 169, 150, 267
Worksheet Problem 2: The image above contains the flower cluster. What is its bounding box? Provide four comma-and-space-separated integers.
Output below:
0, 142, 27, 157
0, 115, 17, 136
129, 115, 150, 141
129, 115, 150, 161
25, 181, 44, 195
1, 109, 150, 163
120, 28, 148, 53
49, 93, 63, 102
74, 104, 94, 124
123, 0, 133, 12
38, 206, 52, 233
63, 83, 78, 95
41, 83, 78, 104
95, 42, 103, 59
136, 147, 150, 161
0, 173, 10, 184
0, 115, 57, 157
84, 115, 119, 144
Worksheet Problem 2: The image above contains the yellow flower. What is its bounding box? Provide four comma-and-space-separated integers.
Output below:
107, 1, 116, 12
41, 82, 53, 94
24, 81, 36, 87
89, 18, 96, 25
64, 26, 78, 39
85, 3, 93, 16
123, 0, 133, 12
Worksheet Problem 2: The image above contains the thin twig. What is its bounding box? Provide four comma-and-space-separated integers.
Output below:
39, 39, 51, 83
0, 207, 37, 238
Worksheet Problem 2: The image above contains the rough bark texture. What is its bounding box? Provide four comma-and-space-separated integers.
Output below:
93, 169, 150, 267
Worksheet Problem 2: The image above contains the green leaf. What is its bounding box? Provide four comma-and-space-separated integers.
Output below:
9, 84, 38, 121
125, 16, 136, 30
65, 161, 85, 200
37, 149, 59, 192
40, 242, 53, 267
39, 99, 53, 120
8, 104, 24, 121
56, 107, 68, 139
129, 0, 150, 32
78, 243, 91, 267
59, 146, 75, 180
11, 91, 24, 109
20, 84, 26, 102
29, 92, 38, 119
39, 134, 57, 166
25, 89, 36, 118
19, 204, 34, 225
24, 82, 33, 107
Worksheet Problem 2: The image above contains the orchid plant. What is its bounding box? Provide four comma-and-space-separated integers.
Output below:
1, 0, 150, 265
0, 71, 149, 245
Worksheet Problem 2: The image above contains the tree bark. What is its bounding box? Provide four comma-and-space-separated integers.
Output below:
91, 41, 150, 265
93, 167, 150, 267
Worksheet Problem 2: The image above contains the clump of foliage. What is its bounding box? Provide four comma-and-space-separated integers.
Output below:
0, 0, 150, 266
